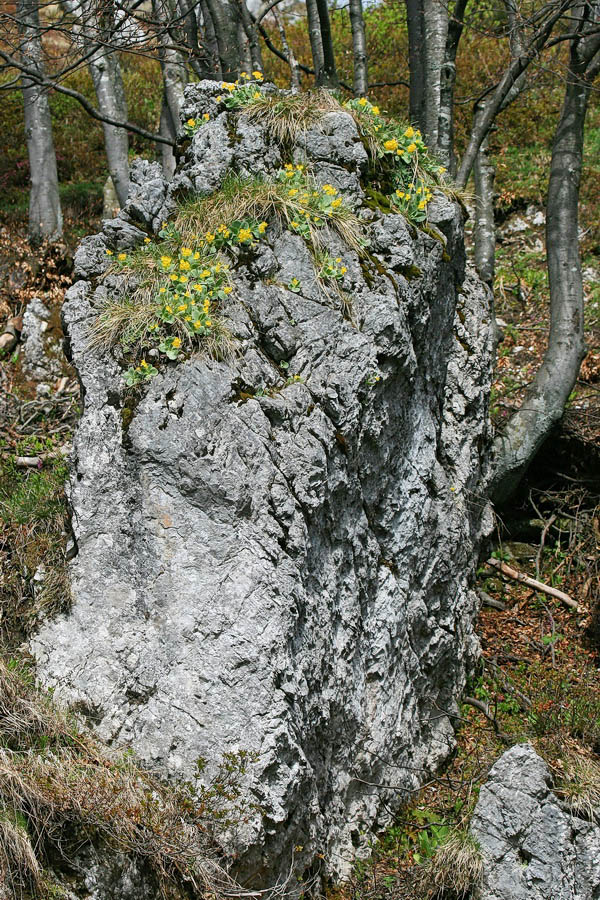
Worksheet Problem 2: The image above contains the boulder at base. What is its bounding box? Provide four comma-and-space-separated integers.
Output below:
31, 82, 493, 882
471, 743, 600, 899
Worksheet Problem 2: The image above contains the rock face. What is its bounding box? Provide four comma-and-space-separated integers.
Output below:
471, 743, 600, 899
31, 82, 493, 881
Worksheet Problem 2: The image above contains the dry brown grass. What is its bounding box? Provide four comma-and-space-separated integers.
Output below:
0, 657, 248, 899
240, 90, 342, 145
421, 830, 484, 900
553, 751, 600, 823
175, 173, 365, 256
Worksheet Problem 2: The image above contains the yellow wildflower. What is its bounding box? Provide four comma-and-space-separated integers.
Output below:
200, 269, 211, 278
216, 95, 223, 102
418, 200, 426, 210
253, 92, 261, 100
203, 113, 210, 121
161, 255, 172, 267
181, 247, 192, 257
165, 305, 173, 313
206, 320, 212, 327
407, 142, 417, 153
372, 106, 380, 115
180, 259, 191, 271
179, 275, 188, 283
185, 316, 192, 321
237, 228, 252, 243
396, 190, 405, 199
178, 304, 188, 311
404, 126, 415, 139
141, 359, 149, 368
258, 221, 268, 234
105, 249, 113, 256
223, 285, 233, 294
252, 71, 263, 80
170, 273, 178, 281
118, 253, 126, 261
205, 232, 215, 243
187, 118, 196, 128
286, 170, 295, 178
144, 237, 151, 244
288, 188, 299, 197
240, 71, 249, 79
322, 184, 337, 195
332, 198, 342, 208
172, 337, 182, 348
222, 82, 235, 91
358, 97, 367, 106
340, 266, 347, 274
384, 139, 398, 151
438, 166, 446, 174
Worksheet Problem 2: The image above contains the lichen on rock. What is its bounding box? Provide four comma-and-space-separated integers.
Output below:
30, 81, 494, 883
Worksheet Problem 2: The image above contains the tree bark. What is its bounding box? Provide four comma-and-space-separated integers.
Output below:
306, 0, 325, 84
273, 7, 300, 91
238, 0, 263, 72
490, 42, 593, 504
437, 0, 468, 171
473, 122, 496, 287
153, 0, 188, 179
204, 0, 242, 80
422, 0, 448, 151
405, 0, 425, 128
314, 0, 339, 88
18, 0, 63, 244
349, 0, 368, 96
89, 49, 129, 207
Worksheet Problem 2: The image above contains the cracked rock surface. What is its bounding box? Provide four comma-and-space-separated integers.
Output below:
471, 744, 600, 899
31, 82, 494, 883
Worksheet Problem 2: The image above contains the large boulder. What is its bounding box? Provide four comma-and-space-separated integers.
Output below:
31, 82, 493, 882
471, 743, 600, 899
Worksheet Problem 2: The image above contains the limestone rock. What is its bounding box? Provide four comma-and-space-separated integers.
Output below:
471, 743, 600, 899
31, 82, 494, 883
21, 296, 62, 380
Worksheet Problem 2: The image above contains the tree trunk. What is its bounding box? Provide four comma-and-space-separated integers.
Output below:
349, 0, 368, 96
314, 0, 339, 88
437, 0, 468, 171
205, 0, 242, 80
473, 117, 496, 287
306, 0, 325, 84
89, 50, 129, 208
153, 0, 188, 179
405, 0, 425, 128
238, 0, 263, 72
490, 48, 591, 503
422, 0, 448, 151
273, 8, 300, 91
200, 0, 222, 78
18, 0, 62, 244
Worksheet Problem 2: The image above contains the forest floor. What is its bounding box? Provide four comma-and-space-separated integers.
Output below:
1, 193, 599, 898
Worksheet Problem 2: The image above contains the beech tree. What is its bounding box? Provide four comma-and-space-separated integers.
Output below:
18, 0, 63, 244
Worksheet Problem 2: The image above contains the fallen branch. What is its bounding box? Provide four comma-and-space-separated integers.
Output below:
486, 557, 579, 611
462, 696, 510, 743
13, 445, 71, 468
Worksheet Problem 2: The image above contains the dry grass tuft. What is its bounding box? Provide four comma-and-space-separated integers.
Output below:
240, 90, 342, 145
421, 830, 484, 899
175, 172, 365, 256
0, 656, 250, 899
553, 752, 600, 823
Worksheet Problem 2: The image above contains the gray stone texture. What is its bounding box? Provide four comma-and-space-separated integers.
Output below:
31, 83, 494, 883
471, 743, 600, 899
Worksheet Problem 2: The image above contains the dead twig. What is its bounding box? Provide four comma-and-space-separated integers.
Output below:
486, 557, 579, 611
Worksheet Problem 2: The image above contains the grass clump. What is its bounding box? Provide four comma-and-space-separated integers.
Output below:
552, 752, 600, 823
0, 656, 252, 898
0, 447, 71, 645
421, 830, 484, 899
